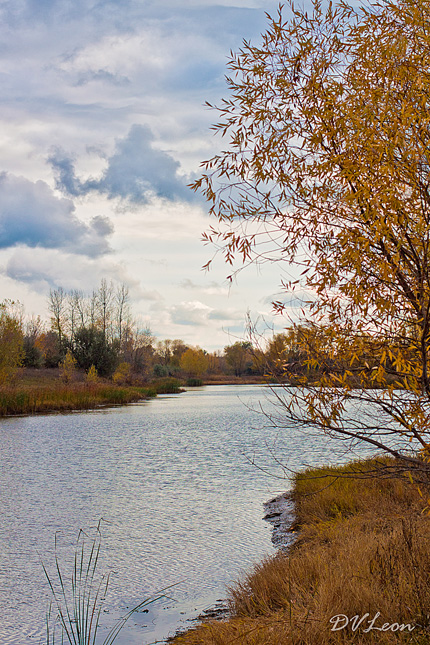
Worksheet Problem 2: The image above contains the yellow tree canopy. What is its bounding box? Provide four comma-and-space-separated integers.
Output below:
0, 301, 24, 384
194, 0, 430, 477
180, 348, 209, 378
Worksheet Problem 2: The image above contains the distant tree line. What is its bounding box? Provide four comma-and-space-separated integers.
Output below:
2, 292, 395, 387
0, 288, 292, 385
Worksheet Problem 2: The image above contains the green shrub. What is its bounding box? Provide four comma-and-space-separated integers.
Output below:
186, 377, 203, 387
152, 377, 182, 394
153, 363, 169, 378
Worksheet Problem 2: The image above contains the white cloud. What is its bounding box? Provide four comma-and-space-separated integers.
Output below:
0, 0, 286, 350
113, 199, 210, 242
58, 32, 167, 79
180, 278, 230, 296
208, 307, 244, 321
0, 172, 112, 256
49, 125, 193, 204
170, 300, 212, 326
3, 248, 130, 292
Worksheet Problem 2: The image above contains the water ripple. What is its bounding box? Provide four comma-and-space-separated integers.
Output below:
0, 385, 360, 644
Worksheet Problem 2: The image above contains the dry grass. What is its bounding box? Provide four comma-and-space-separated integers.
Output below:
203, 376, 268, 385
173, 458, 430, 644
0, 381, 156, 415
0, 368, 189, 416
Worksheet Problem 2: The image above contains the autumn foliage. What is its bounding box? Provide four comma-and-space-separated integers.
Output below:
193, 0, 430, 477
0, 301, 24, 384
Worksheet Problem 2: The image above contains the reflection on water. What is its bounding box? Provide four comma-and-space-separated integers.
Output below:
0, 385, 358, 644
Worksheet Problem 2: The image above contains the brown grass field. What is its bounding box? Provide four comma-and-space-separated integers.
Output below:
0, 368, 185, 415
172, 459, 430, 644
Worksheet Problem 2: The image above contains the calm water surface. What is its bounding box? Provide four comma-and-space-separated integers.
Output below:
0, 385, 357, 644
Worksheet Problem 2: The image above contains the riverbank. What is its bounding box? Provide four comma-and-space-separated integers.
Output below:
0, 368, 271, 416
202, 376, 270, 386
0, 369, 183, 416
172, 458, 430, 644
0, 382, 157, 415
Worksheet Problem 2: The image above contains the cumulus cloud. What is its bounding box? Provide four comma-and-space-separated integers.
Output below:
167, 301, 245, 327
132, 286, 164, 302
0, 172, 112, 256
49, 124, 193, 204
54, 15, 248, 94
0, 0, 283, 350
170, 300, 212, 326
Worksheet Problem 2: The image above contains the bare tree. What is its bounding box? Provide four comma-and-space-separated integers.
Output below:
96, 279, 114, 340
89, 290, 97, 328
48, 288, 66, 346
114, 283, 130, 347
72, 290, 87, 329
25, 314, 44, 343
67, 292, 77, 342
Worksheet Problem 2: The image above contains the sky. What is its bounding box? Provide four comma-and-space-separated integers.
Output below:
0, 0, 298, 350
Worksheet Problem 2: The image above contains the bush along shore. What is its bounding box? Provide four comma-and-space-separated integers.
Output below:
172, 458, 430, 644
0, 371, 183, 416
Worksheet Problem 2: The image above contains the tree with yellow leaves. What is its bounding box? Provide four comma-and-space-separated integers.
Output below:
0, 300, 24, 385
193, 0, 430, 478
180, 347, 209, 378
59, 350, 77, 384
86, 364, 99, 384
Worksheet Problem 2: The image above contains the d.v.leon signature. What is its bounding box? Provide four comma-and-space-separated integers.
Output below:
330, 612, 415, 633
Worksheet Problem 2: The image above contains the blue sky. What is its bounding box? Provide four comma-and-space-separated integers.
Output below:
0, 0, 296, 349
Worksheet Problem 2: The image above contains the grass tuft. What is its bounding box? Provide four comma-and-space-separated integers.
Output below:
186, 378, 204, 387
152, 377, 183, 394
42, 522, 171, 645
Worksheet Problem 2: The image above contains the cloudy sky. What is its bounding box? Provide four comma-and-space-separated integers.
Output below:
0, 0, 297, 350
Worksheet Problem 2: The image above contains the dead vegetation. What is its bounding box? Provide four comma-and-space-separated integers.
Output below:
173, 458, 430, 644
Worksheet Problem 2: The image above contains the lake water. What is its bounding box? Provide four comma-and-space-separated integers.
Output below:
0, 384, 359, 645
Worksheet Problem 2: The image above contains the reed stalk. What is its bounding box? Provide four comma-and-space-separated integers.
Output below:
42, 522, 171, 645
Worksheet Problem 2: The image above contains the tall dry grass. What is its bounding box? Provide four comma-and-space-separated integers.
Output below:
0, 367, 187, 416
0, 382, 156, 416
173, 459, 430, 644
